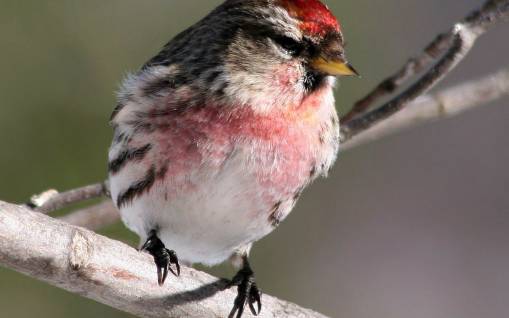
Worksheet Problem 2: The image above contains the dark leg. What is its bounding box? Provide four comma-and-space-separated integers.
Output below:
228, 255, 262, 318
141, 230, 180, 286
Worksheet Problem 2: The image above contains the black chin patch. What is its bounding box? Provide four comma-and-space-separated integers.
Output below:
303, 71, 327, 92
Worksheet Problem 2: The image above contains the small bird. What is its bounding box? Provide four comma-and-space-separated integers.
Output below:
108, 0, 357, 316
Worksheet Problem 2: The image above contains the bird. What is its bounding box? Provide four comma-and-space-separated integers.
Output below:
108, 0, 357, 316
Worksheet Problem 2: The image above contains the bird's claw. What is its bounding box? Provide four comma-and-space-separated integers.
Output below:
141, 231, 180, 286
228, 269, 262, 318
155, 248, 180, 286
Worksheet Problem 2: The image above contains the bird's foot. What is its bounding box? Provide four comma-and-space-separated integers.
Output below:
141, 230, 180, 286
228, 265, 262, 318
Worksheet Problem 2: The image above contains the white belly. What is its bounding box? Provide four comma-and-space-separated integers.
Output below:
110, 150, 277, 266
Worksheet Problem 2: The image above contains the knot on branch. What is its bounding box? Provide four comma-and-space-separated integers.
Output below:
68, 229, 93, 271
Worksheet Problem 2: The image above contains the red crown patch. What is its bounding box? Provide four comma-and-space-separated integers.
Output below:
279, 0, 340, 36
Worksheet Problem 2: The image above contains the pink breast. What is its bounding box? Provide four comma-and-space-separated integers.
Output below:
149, 88, 329, 203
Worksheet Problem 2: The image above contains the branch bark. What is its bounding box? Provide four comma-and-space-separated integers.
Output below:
30, 182, 109, 214
0, 200, 327, 318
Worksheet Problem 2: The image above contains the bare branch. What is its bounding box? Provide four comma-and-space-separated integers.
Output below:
0, 200, 328, 318
342, 68, 509, 150
59, 200, 120, 231
341, 29, 454, 124
29, 182, 109, 214
340, 0, 509, 142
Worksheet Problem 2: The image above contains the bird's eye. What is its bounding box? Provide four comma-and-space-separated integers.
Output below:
272, 35, 303, 56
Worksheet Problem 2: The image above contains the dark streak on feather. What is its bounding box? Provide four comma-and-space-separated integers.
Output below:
109, 144, 153, 175
142, 78, 175, 97
318, 132, 325, 145
309, 165, 317, 178
331, 115, 339, 128
157, 163, 169, 179
293, 186, 305, 202
268, 201, 283, 227
111, 103, 125, 121
112, 131, 127, 144
116, 166, 156, 208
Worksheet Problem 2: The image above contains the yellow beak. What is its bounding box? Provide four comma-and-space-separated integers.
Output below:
311, 56, 359, 77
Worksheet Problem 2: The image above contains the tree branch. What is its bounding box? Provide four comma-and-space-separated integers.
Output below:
342, 67, 509, 150
29, 182, 109, 214
340, 0, 509, 142
0, 200, 328, 318
59, 200, 120, 231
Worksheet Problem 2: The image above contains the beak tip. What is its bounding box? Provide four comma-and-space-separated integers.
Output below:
311, 57, 360, 77
346, 63, 360, 77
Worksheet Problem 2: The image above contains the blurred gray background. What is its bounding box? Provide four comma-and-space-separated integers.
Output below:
0, 0, 508, 317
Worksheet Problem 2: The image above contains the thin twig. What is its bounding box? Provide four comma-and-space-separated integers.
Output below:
340, 0, 509, 141
341, 33, 454, 123
0, 201, 328, 318
59, 200, 120, 231
342, 68, 509, 150
30, 182, 109, 214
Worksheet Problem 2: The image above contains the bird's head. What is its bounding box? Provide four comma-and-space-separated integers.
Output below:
145, 0, 357, 112
276, 0, 358, 77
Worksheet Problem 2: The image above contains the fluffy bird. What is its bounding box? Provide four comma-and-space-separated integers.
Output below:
108, 0, 357, 316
